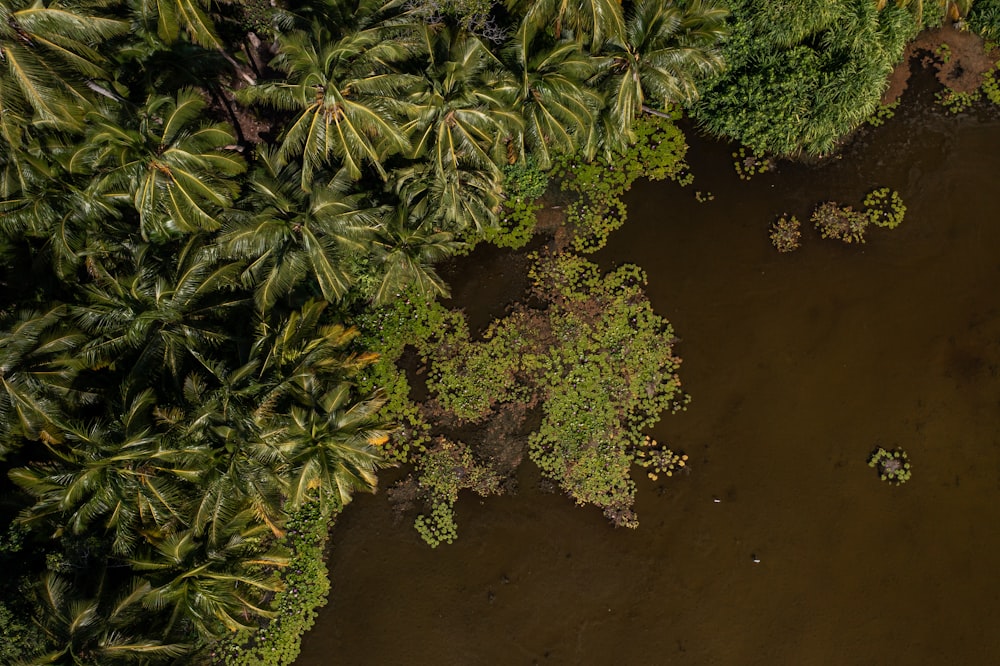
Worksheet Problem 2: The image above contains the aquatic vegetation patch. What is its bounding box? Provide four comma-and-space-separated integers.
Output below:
864, 188, 907, 229
812, 201, 870, 244
868, 446, 912, 485
555, 114, 692, 254
769, 214, 802, 252
382, 252, 688, 543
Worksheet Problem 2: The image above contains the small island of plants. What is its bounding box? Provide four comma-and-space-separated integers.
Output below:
868, 446, 913, 485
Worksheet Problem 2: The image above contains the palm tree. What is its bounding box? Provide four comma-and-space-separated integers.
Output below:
237, 22, 418, 186
71, 238, 245, 384
9, 389, 192, 556
129, 0, 223, 49
363, 201, 464, 304
0, 306, 86, 453
267, 382, 389, 512
509, 0, 626, 48
69, 89, 246, 241
592, 0, 727, 152
491, 25, 603, 168
27, 572, 190, 665
132, 522, 287, 640
0, 0, 126, 129
218, 150, 378, 310
389, 160, 504, 235
404, 27, 521, 178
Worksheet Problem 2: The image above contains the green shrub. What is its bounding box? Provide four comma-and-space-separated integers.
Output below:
485, 157, 551, 249
694, 0, 919, 156
968, 0, 1000, 41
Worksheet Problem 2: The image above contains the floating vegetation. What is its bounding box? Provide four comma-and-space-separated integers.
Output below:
769, 214, 802, 252
868, 446, 912, 485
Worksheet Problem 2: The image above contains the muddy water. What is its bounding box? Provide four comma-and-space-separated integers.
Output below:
298, 73, 1000, 665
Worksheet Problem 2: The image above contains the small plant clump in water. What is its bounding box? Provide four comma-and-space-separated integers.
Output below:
812, 201, 869, 243
868, 446, 912, 485
695, 190, 715, 203
982, 65, 1000, 105
867, 101, 899, 127
864, 187, 906, 229
732, 146, 774, 181
769, 214, 802, 252
936, 88, 981, 113
635, 436, 688, 481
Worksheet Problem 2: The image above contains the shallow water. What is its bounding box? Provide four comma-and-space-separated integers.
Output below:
297, 71, 1000, 664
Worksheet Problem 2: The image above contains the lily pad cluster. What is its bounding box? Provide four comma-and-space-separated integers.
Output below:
868, 446, 912, 485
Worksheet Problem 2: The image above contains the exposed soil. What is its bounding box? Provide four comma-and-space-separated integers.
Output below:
883, 25, 999, 104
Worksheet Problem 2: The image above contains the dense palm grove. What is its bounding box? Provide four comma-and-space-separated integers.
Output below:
0, 0, 982, 662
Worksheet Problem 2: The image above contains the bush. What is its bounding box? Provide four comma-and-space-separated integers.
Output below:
968, 0, 1000, 41
693, 0, 919, 156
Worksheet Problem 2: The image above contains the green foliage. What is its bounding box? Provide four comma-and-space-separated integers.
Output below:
732, 146, 774, 180
812, 201, 870, 243
968, 0, 1000, 41
0, 599, 47, 663
218, 501, 336, 666
868, 446, 912, 485
936, 88, 981, 113
867, 100, 900, 127
982, 65, 1000, 104
864, 188, 906, 229
410, 438, 501, 546
935, 42, 953, 62
414, 502, 460, 548
524, 254, 686, 525
354, 290, 454, 463
555, 115, 690, 253
484, 158, 551, 249
770, 215, 802, 252
694, 0, 920, 156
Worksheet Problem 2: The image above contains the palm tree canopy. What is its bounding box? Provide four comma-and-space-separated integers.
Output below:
238, 23, 418, 185
69, 89, 245, 241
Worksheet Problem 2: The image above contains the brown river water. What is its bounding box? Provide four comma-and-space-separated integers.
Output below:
297, 70, 1000, 665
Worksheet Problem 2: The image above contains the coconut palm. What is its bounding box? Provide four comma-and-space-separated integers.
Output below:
69, 89, 246, 241
9, 388, 193, 556
164, 354, 289, 541
0, 0, 126, 129
237, 22, 418, 186
132, 521, 287, 640
592, 0, 727, 152
491, 25, 603, 168
363, 202, 464, 304
388, 160, 502, 235
404, 27, 521, 178
72, 238, 245, 384
129, 0, 223, 49
218, 150, 378, 310
509, 0, 626, 48
27, 572, 190, 665
267, 381, 389, 512
0, 306, 86, 452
